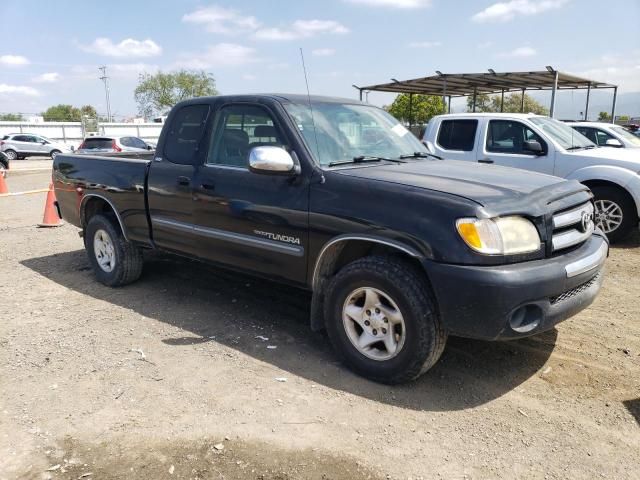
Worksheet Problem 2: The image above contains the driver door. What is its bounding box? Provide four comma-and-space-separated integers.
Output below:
478, 119, 555, 174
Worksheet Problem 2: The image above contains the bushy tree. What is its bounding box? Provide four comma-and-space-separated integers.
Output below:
387, 94, 446, 125
135, 70, 218, 118
466, 92, 549, 115
0, 113, 23, 121
42, 104, 97, 121
598, 111, 611, 121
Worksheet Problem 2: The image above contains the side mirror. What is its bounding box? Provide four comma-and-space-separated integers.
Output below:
249, 146, 298, 175
523, 140, 544, 155
605, 138, 622, 148
147, 145, 153, 150
40, 140, 47, 144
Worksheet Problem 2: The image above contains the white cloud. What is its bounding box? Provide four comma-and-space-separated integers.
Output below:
472, 0, 570, 23
478, 41, 494, 49
80, 38, 162, 58
408, 41, 441, 48
498, 46, 537, 57
577, 52, 640, 91
0, 55, 30, 67
175, 43, 259, 69
0, 84, 39, 96
242, 74, 256, 81
312, 48, 336, 56
32, 72, 60, 83
345, 0, 432, 8
254, 20, 349, 41
182, 5, 260, 34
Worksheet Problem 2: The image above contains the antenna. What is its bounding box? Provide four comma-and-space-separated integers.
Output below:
299, 48, 322, 163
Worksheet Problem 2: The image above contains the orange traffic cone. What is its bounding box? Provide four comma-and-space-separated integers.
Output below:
38, 183, 63, 228
0, 172, 8, 194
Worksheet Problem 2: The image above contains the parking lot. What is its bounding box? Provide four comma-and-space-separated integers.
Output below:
1, 167, 639, 479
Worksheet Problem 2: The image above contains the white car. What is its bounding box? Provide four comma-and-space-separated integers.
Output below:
422, 113, 640, 241
0, 133, 73, 160
569, 121, 640, 149
76, 136, 154, 154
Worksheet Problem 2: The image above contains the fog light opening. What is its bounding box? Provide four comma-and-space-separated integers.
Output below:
509, 304, 542, 333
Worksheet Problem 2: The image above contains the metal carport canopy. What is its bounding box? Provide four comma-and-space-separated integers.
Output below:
356, 68, 618, 121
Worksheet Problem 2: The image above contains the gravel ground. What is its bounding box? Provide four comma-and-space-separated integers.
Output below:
1, 170, 639, 480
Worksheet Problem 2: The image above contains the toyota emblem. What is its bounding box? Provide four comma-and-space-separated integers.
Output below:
580, 211, 593, 233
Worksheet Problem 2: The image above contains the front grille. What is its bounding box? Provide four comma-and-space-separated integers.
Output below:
550, 272, 600, 305
551, 202, 594, 252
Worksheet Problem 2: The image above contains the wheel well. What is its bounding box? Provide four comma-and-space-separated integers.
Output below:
82, 197, 120, 231
309, 239, 428, 331
582, 179, 639, 217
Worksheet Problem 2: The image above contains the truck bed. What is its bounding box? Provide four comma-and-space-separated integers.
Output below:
53, 153, 153, 245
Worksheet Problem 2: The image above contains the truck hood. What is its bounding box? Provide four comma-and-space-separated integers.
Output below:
564, 146, 640, 170
333, 159, 567, 206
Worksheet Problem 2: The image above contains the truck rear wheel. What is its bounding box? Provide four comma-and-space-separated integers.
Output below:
591, 185, 637, 243
324, 255, 447, 384
84, 214, 143, 287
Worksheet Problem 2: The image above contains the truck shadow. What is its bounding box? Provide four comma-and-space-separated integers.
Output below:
22, 249, 557, 412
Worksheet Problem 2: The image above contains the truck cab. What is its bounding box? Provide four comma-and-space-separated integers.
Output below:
423, 113, 640, 241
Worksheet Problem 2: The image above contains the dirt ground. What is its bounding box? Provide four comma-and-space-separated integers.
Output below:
1, 168, 639, 480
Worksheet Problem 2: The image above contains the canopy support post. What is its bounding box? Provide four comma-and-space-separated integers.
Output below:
408, 93, 413, 128
520, 88, 526, 113
584, 83, 591, 121
549, 70, 558, 118
500, 89, 504, 112
472, 87, 477, 112
611, 87, 618, 124
448, 96, 451, 113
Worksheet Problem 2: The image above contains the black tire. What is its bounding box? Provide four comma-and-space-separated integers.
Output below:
324, 255, 447, 384
50, 149, 61, 159
4, 149, 17, 161
84, 214, 143, 287
591, 185, 638, 243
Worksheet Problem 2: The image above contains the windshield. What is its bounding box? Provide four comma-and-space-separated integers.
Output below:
611, 126, 640, 146
529, 117, 595, 150
283, 102, 427, 166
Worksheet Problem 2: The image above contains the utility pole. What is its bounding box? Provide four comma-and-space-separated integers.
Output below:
98, 66, 112, 123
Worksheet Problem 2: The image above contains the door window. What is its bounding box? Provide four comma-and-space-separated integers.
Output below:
437, 120, 478, 151
164, 104, 211, 165
13, 135, 31, 142
130, 137, 148, 149
594, 129, 615, 146
486, 120, 545, 155
207, 104, 285, 168
120, 137, 133, 147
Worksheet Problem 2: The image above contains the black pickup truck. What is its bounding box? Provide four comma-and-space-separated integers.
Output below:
53, 94, 608, 383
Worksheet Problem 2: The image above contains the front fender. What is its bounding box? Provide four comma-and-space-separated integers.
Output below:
566, 165, 640, 216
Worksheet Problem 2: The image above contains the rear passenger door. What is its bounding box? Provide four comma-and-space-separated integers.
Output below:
192, 102, 309, 284
432, 119, 479, 161
147, 103, 212, 256
478, 119, 555, 174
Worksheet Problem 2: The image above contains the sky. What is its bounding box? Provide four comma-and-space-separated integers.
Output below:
1, 0, 639, 120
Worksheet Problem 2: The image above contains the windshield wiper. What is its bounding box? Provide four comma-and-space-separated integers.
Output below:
328, 156, 405, 167
566, 145, 587, 151
399, 151, 443, 160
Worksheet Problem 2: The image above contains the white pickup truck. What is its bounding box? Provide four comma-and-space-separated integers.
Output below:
422, 113, 640, 241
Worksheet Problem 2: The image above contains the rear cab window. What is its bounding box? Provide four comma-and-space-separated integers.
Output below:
83, 138, 114, 149
164, 104, 211, 165
437, 119, 478, 151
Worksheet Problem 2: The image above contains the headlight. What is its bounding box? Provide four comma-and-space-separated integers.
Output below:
456, 216, 541, 255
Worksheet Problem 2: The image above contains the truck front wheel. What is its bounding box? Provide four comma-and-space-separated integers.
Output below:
84, 214, 143, 287
324, 256, 447, 384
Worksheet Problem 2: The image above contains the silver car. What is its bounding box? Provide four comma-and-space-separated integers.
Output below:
76, 136, 154, 154
570, 122, 640, 149
0, 133, 73, 160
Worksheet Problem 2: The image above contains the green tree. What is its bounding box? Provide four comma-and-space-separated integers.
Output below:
42, 104, 98, 122
598, 111, 611, 122
134, 70, 218, 118
387, 94, 446, 125
467, 92, 548, 115
0, 113, 23, 121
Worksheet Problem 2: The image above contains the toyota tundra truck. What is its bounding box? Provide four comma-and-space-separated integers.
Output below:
52, 94, 608, 384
